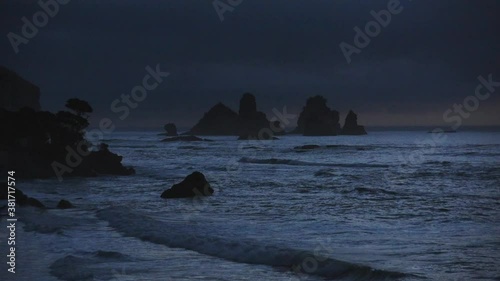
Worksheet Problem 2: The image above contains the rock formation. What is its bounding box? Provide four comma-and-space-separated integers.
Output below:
341, 110, 367, 135
163, 123, 178, 136
185, 93, 276, 138
185, 103, 239, 135
0, 66, 41, 111
0, 187, 45, 209
1, 98, 134, 179
293, 95, 341, 136
237, 93, 272, 139
57, 199, 74, 209
161, 171, 214, 199
82, 144, 135, 176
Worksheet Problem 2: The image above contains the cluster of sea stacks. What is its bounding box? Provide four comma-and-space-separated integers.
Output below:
293, 95, 367, 136
161, 94, 366, 139
185, 93, 285, 139
1, 65, 367, 205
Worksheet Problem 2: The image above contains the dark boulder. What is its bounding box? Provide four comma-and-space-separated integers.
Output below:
161, 135, 212, 142
161, 171, 214, 199
163, 123, 178, 136
341, 110, 367, 135
293, 96, 341, 136
0, 187, 45, 209
185, 103, 239, 135
57, 199, 73, 209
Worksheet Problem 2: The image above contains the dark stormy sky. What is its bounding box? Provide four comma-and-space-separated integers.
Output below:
1, 0, 499, 129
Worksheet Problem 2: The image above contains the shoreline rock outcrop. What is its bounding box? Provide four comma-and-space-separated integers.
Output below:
161, 171, 214, 199
0, 187, 45, 209
0, 67, 135, 179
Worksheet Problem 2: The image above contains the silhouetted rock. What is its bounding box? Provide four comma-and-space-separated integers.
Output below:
186, 103, 239, 135
271, 120, 286, 135
294, 145, 321, 150
1, 83, 135, 179
239, 93, 257, 117
341, 110, 367, 135
27, 197, 45, 208
186, 93, 278, 138
83, 143, 135, 176
0, 187, 45, 209
293, 96, 341, 136
237, 93, 272, 139
0, 66, 41, 111
57, 199, 73, 209
161, 135, 212, 142
161, 171, 214, 199
163, 123, 178, 136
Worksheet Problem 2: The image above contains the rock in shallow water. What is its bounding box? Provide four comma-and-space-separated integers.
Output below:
161, 172, 214, 199
57, 199, 73, 209
0, 187, 45, 209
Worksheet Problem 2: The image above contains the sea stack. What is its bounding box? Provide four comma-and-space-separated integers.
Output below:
163, 123, 178, 136
341, 110, 367, 135
293, 95, 341, 136
237, 93, 271, 139
185, 103, 239, 135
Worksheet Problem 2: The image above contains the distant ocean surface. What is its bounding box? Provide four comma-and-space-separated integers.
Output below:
2, 130, 499, 281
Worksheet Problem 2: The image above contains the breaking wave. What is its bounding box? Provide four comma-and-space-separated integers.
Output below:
96, 207, 408, 280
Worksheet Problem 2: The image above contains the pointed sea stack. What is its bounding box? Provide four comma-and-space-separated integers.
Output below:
341, 110, 367, 135
293, 95, 341, 136
185, 103, 239, 135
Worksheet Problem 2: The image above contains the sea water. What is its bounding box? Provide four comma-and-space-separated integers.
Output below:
1, 130, 499, 280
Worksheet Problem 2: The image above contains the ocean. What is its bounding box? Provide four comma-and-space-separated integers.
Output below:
1, 130, 499, 280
